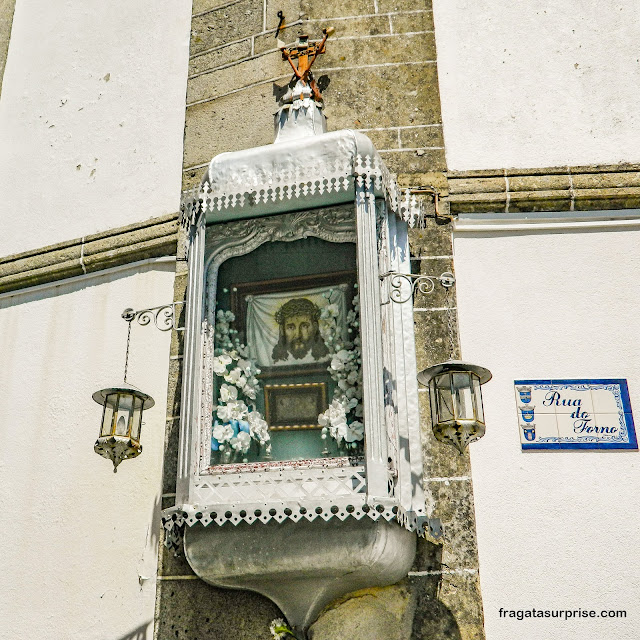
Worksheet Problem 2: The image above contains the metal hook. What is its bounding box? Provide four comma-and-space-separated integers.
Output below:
408, 186, 453, 224
275, 10, 285, 39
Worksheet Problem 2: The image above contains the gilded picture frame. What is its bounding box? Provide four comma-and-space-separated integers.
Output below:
264, 382, 328, 430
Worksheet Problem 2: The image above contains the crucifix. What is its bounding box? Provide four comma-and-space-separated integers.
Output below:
280, 28, 334, 102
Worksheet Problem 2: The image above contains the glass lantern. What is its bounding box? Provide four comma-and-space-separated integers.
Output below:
417, 360, 492, 454
92, 383, 155, 472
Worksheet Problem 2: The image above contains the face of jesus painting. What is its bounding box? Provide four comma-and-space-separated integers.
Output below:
272, 298, 330, 363
246, 286, 344, 369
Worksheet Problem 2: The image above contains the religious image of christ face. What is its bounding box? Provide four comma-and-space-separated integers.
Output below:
245, 284, 347, 368
272, 298, 329, 363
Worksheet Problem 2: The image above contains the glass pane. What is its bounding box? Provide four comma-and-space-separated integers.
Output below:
209, 235, 361, 466
130, 397, 143, 441
452, 372, 473, 420
428, 379, 439, 426
100, 394, 117, 437
472, 375, 484, 424
115, 394, 133, 436
435, 373, 454, 422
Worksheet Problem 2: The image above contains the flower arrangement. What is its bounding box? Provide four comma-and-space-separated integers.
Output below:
212, 309, 270, 462
317, 289, 364, 454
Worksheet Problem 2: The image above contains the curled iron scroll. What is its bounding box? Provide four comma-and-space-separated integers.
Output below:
380, 271, 455, 305
122, 303, 184, 332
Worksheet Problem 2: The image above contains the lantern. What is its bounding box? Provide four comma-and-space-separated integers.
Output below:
92, 383, 155, 472
417, 360, 491, 454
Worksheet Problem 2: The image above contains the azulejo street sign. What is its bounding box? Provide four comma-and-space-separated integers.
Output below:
514, 379, 637, 450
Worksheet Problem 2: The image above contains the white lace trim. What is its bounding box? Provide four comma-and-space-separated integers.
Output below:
161, 502, 428, 554
181, 153, 426, 229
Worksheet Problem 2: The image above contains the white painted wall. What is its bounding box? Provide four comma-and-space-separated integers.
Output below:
0, 262, 174, 640
453, 216, 640, 640
432, 0, 640, 170
0, 0, 192, 256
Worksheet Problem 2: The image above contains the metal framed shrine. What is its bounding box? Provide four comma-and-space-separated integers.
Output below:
161, 30, 441, 636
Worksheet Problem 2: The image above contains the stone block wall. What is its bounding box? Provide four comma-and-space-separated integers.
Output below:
181, 0, 445, 190
156, 1, 484, 638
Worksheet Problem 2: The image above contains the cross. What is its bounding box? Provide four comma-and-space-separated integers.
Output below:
280, 28, 334, 101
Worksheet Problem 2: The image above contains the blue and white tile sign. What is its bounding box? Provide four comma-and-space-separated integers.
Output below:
514, 379, 637, 450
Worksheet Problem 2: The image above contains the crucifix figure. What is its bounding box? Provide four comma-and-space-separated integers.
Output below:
280, 29, 334, 102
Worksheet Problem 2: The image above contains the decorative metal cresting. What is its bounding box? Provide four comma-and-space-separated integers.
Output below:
380, 270, 455, 305
91, 303, 181, 471
416, 277, 492, 454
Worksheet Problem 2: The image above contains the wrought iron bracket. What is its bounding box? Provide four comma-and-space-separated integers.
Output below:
121, 302, 185, 332
379, 271, 455, 305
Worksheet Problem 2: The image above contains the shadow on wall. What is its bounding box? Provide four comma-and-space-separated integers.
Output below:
410, 540, 463, 640
155, 579, 284, 639
147, 490, 162, 561
306, 539, 463, 640
116, 621, 152, 640
154, 533, 462, 640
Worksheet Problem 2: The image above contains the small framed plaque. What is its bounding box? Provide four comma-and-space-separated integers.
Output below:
264, 382, 328, 430
514, 378, 637, 450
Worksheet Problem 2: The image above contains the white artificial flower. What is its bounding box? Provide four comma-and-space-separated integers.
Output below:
215, 404, 233, 422
224, 367, 242, 384
237, 358, 253, 377
231, 431, 251, 453
345, 420, 364, 442
318, 317, 336, 342
326, 303, 339, 317
212, 354, 233, 375
248, 411, 270, 442
320, 398, 349, 445
330, 419, 349, 444
219, 383, 238, 403
212, 422, 234, 443
330, 349, 351, 371
229, 400, 249, 420
215, 401, 247, 422
318, 410, 330, 428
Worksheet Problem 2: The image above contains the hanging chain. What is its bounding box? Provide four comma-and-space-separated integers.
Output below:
123, 321, 132, 383
121, 308, 136, 383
